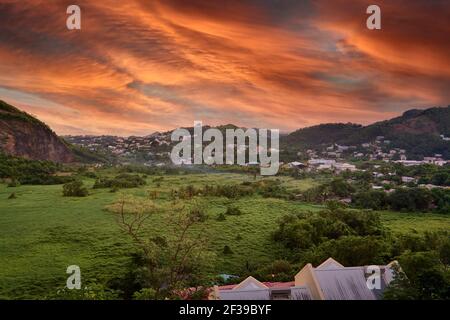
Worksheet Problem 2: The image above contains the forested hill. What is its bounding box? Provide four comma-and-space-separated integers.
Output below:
282, 106, 450, 159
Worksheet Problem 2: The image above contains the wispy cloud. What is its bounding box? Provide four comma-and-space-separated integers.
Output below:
0, 0, 448, 135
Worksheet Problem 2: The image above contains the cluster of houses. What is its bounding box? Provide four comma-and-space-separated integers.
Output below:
210, 258, 398, 300
302, 136, 448, 166
64, 133, 171, 158
66, 133, 448, 170
394, 155, 447, 166
306, 159, 357, 172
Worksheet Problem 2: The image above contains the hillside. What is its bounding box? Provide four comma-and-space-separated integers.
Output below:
283, 106, 450, 159
0, 100, 74, 163
2, 100, 449, 163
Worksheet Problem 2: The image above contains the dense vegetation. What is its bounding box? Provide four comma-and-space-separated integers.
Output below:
0, 158, 449, 300
93, 173, 147, 190
352, 188, 450, 213
0, 100, 52, 130
271, 202, 450, 299
0, 154, 73, 185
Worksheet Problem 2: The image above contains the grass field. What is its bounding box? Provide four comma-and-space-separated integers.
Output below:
0, 173, 449, 299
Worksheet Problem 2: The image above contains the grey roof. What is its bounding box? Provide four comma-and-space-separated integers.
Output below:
315, 267, 377, 300
219, 286, 312, 300
290, 286, 312, 300
218, 288, 271, 300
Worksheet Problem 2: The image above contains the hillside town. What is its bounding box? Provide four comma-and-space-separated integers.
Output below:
65, 132, 449, 168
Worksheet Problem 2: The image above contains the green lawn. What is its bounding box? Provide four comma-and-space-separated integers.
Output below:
0, 173, 449, 299
380, 211, 450, 233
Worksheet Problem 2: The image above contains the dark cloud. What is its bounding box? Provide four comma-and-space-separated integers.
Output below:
0, 0, 448, 135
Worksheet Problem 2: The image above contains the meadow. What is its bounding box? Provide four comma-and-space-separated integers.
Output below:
1, 173, 449, 299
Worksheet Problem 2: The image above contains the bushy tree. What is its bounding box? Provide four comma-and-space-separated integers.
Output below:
388, 188, 433, 212
93, 174, 146, 189
384, 251, 450, 300
352, 190, 388, 210
225, 206, 243, 216
303, 235, 389, 266
108, 196, 214, 299
62, 180, 88, 197
272, 207, 383, 251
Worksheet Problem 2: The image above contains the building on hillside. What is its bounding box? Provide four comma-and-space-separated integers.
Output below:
317, 164, 333, 171
336, 145, 350, 152
211, 258, 398, 300
333, 162, 357, 173
287, 161, 306, 169
395, 160, 423, 166
308, 159, 336, 166
401, 176, 415, 183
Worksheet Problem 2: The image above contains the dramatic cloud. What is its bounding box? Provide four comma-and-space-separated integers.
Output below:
0, 0, 448, 135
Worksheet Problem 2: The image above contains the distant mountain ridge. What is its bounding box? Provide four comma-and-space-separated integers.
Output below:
282, 106, 450, 159
1, 99, 449, 162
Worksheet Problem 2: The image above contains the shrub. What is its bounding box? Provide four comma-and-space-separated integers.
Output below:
225, 206, 243, 216
388, 188, 433, 212
272, 207, 383, 251
302, 235, 389, 266
93, 174, 146, 189
0, 154, 66, 185
223, 245, 233, 255
352, 191, 388, 210
19, 175, 74, 185
133, 288, 157, 300
7, 179, 19, 187
217, 212, 226, 221
63, 180, 89, 197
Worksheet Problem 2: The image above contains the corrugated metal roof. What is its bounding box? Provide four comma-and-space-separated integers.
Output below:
317, 257, 345, 270
217, 281, 295, 290
219, 288, 271, 300
315, 267, 377, 300
290, 286, 312, 300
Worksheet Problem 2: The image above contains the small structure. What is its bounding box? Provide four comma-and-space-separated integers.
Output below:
288, 161, 306, 169
401, 176, 415, 183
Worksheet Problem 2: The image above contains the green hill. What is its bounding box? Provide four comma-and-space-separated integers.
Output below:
281, 106, 450, 159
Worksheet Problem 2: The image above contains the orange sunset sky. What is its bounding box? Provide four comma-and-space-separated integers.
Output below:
0, 0, 449, 136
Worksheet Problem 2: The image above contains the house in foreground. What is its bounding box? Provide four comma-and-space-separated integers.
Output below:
210, 258, 397, 300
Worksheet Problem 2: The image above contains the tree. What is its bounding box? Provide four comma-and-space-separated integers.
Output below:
384, 251, 450, 300
303, 235, 388, 266
62, 180, 88, 197
352, 190, 388, 210
388, 188, 433, 212
107, 195, 214, 299
272, 207, 383, 252
431, 172, 450, 186
329, 178, 355, 197
439, 240, 450, 266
